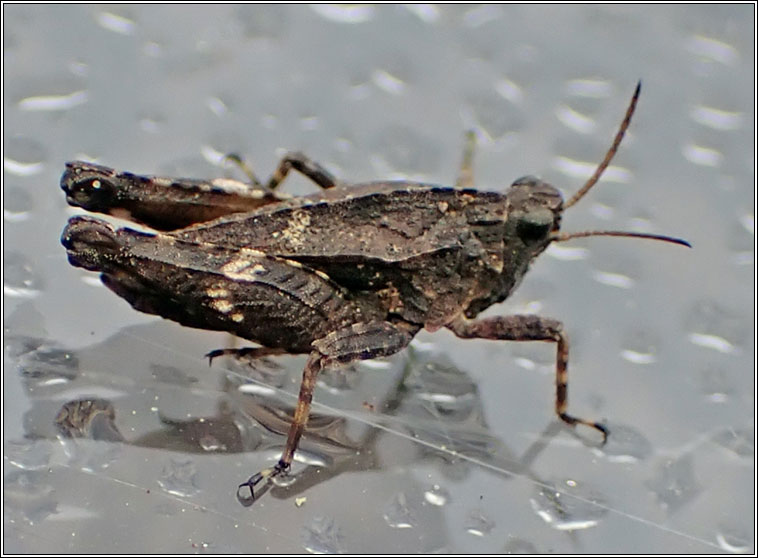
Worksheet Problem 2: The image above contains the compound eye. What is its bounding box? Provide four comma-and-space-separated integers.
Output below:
516, 208, 554, 243
511, 175, 539, 188
68, 177, 117, 210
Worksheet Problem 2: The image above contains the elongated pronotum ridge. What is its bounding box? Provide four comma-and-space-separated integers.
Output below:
564, 80, 641, 210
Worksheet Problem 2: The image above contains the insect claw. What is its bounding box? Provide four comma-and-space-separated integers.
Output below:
559, 412, 609, 445
594, 422, 610, 445
205, 349, 222, 366
236, 462, 290, 503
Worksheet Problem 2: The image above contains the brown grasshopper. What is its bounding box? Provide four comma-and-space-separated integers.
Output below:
60, 82, 689, 501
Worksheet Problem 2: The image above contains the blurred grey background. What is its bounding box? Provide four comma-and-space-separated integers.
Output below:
3, 4, 754, 554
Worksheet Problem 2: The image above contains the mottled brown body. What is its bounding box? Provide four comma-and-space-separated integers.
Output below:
170, 182, 547, 328
60, 83, 689, 501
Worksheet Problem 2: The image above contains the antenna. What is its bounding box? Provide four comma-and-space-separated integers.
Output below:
556, 82, 690, 250
564, 81, 641, 209
551, 230, 691, 247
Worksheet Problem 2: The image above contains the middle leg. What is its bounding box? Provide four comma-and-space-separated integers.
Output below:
226, 151, 340, 191
447, 314, 608, 442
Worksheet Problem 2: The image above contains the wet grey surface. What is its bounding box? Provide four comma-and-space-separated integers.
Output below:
3, 4, 754, 554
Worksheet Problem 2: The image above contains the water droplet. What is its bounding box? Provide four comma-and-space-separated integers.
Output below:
301, 516, 344, 554
96, 10, 136, 35
711, 427, 753, 458
403, 4, 440, 24
7, 337, 79, 388
738, 213, 754, 235
462, 5, 502, 28
371, 69, 406, 96
4, 136, 46, 176
137, 111, 164, 134
715, 524, 753, 553
555, 104, 597, 134
4, 186, 34, 222
18, 90, 88, 112
686, 35, 739, 66
158, 458, 200, 497
59, 438, 122, 473
235, 5, 288, 40
620, 330, 659, 365
690, 105, 743, 131
689, 332, 736, 354
299, 115, 320, 132
4, 252, 43, 297
493, 78, 523, 105
511, 341, 554, 368
4, 471, 58, 524
596, 423, 652, 463
589, 201, 615, 221
311, 4, 374, 24
502, 536, 538, 553
564, 78, 613, 99
645, 454, 701, 512
206, 96, 228, 117
592, 270, 635, 289
686, 300, 746, 354
546, 243, 590, 261
292, 448, 331, 468
682, 142, 723, 167
465, 509, 495, 536
384, 491, 417, 529
201, 132, 248, 167
552, 156, 631, 183
319, 365, 359, 393
369, 125, 441, 177
465, 91, 525, 142
5, 440, 53, 471
423, 484, 450, 506
699, 367, 734, 403
530, 479, 608, 530
406, 358, 479, 416
143, 41, 163, 57
150, 364, 198, 386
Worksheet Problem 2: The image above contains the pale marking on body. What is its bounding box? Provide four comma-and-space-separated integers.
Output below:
220, 258, 253, 274
211, 177, 266, 198
156, 235, 176, 246
185, 238, 348, 297
314, 269, 331, 281
239, 247, 267, 258
218, 247, 268, 274
151, 177, 173, 187
282, 209, 311, 247
210, 299, 234, 313
219, 263, 270, 282
206, 287, 229, 298
489, 253, 504, 274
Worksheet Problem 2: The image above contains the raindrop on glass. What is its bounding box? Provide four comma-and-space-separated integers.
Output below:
301, 516, 345, 554
530, 479, 608, 530
383, 491, 417, 529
